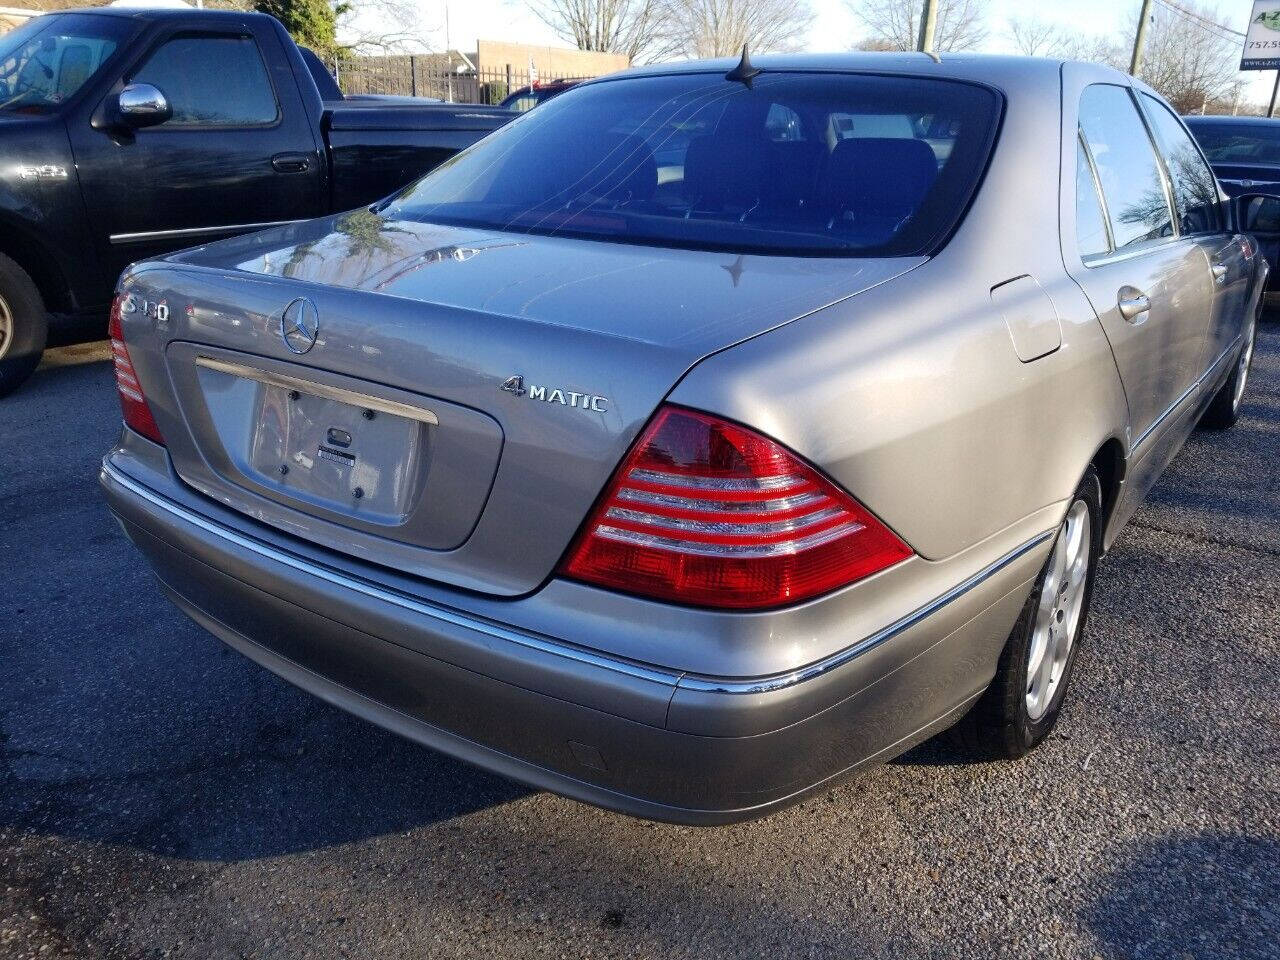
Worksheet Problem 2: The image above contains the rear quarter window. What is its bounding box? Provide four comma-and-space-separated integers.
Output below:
1078, 84, 1173, 251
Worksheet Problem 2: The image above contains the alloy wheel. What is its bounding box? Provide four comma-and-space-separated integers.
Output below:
1026, 500, 1091, 721
1233, 319, 1256, 414
0, 292, 12, 362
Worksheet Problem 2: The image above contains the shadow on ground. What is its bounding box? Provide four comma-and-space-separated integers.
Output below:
1084, 832, 1280, 960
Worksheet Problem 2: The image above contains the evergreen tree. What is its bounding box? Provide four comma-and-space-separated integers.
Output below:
254, 0, 347, 56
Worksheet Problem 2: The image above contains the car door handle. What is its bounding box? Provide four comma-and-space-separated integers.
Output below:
1117, 287, 1151, 323
1211, 263, 1228, 284
271, 153, 311, 174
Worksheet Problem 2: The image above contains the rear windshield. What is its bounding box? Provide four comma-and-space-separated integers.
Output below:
0, 13, 132, 115
383, 72, 1002, 257
1187, 120, 1280, 166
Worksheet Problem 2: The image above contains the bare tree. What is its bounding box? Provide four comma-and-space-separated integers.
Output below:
528, 0, 681, 63
1134, 1, 1239, 114
847, 0, 988, 53
1006, 16, 1063, 57
339, 0, 428, 55
665, 0, 815, 59
1005, 15, 1126, 66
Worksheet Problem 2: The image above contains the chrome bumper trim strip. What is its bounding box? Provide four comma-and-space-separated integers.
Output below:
677, 530, 1055, 696
101, 460, 681, 688
103, 458, 1052, 701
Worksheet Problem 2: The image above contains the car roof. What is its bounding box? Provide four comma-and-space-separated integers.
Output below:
33, 5, 273, 23
1183, 114, 1280, 126
614, 52, 1095, 85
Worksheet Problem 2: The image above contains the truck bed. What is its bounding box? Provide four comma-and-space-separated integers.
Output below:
323, 103, 514, 211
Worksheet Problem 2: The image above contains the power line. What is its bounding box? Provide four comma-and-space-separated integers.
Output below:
1157, 0, 1245, 37
1152, 0, 1245, 45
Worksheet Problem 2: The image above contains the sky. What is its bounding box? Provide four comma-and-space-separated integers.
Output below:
356, 0, 1276, 106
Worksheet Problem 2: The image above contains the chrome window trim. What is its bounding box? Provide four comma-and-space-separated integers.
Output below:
1081, 233, 1202, 269
109, 220, 300, 244
1077, 129, 1115, 256
103, 460, 1057, 700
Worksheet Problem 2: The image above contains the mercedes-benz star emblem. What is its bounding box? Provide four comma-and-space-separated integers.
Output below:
280, 297, 319, 354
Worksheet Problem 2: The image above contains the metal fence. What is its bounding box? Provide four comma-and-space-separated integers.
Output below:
328, 56, 582, 104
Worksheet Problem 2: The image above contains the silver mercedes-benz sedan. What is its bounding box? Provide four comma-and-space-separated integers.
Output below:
100, 53, 1264, 823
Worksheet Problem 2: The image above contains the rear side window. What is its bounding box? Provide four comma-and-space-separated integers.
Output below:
1079, 84, 1173, 251
1141, 94, 1221, 234
1076, 137, 1111, 258
385, 73, 1003, 257
131, 34, 277, 126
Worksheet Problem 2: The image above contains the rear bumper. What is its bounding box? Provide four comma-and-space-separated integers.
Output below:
101, 451, 1045, 824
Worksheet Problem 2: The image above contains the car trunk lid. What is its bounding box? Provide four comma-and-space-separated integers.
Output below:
123, 214, 922, 595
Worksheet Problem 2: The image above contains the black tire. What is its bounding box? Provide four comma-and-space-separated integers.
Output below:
956, 468, 1102, 760
0, 251, 47, 398
1199, 317, 1257, 432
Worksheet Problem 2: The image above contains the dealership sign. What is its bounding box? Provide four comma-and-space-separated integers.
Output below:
1243, 1, 1280, 69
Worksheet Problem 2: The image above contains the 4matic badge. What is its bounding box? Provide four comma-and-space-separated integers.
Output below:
501, 375, 609, 413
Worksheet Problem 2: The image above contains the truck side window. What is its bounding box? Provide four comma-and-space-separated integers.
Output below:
131, 34, 278, 127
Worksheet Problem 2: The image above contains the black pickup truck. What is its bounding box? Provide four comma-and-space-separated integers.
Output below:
0, 7, 512, 394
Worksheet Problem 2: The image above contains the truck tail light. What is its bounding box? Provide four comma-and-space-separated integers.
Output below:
559, 406, 912, 609
109, 294, 164, 446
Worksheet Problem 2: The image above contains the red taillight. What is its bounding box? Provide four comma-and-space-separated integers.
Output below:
560, 407, 912, 609
109, 294, 164, 445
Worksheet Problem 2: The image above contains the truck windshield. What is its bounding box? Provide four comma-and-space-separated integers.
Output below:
0, 14, 131, 115
384, 72, 1001, 257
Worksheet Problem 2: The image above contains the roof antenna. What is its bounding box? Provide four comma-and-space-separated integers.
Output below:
725, 44, 762, 87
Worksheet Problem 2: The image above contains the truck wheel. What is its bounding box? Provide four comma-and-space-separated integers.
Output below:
0, 252, 47, 398
1198, 317, 1256, 432
955, 468, 1101, 759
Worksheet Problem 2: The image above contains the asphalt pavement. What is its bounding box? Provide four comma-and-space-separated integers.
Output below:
2, 329, 1278, 960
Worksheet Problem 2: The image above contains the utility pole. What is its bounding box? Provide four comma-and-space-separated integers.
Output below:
1129, 0, 1154, 76
1270, 73, 1279, 118
917, 0, 938, 54
444, 0, 453, 103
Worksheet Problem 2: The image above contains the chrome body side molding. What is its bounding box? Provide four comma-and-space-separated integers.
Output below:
110, 221, 301, 245
1132, 336, 1241, 454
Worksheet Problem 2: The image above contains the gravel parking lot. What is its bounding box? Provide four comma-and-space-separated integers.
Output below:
2, 329, 1278, 960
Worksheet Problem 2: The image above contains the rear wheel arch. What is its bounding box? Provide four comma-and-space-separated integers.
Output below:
1089, 437, 1126, 548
